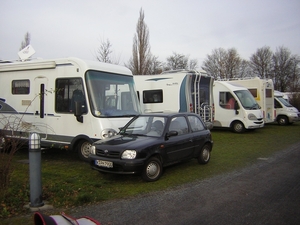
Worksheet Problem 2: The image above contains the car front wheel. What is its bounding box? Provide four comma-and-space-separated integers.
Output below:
142, 157, 163, 182
198, 144, 211, 164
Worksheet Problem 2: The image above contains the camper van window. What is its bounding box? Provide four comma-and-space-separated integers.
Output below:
219, 92, 235, 109
55, 78, 87, 113
143, 90, 163, 103
266, 89, 272, 98
248, 89, 257, 98
12, 80, 30, 94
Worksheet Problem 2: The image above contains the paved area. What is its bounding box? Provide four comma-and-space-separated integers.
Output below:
71, 142, 300, 225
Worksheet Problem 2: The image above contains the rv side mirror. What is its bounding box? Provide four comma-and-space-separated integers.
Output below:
234, 101, 240, 115
74, 101, 83, 123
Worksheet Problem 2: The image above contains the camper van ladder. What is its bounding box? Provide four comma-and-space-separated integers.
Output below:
193, 74, 201, 116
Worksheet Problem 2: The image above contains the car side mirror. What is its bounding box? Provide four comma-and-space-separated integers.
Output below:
166, 130, 178, 138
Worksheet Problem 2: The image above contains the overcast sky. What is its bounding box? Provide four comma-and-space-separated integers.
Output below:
1, 0, 300, 67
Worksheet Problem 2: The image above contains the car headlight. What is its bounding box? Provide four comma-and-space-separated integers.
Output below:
248, 113, 257, 120
101, 128, 117, 139
90, 146, 96, 155
121, 150, 136, 159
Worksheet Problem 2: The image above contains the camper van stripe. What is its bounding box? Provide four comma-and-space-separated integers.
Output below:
145, 78, 171, 81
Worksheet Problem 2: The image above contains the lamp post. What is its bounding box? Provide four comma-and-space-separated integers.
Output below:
29, 133, 44, 207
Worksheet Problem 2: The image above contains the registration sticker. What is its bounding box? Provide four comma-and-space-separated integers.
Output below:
95, 160, 113, 168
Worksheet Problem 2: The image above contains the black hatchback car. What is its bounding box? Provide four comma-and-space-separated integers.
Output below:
89, 113, 213, 182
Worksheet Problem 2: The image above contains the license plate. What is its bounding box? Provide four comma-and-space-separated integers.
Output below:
95, 160, 113, 168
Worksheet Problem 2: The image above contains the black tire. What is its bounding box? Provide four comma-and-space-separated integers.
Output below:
232, 121, 245, 133
198, 144, 211, 164
77, 140, 92, 162
142, 157, 163, 182
277, 116, 288, 126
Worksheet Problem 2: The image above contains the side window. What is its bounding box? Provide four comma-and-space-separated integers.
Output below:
169, 116, 189, 135
143, 89, 163, 103
274, 99, 282, 108
55, 78, 87, 113
12, 80, 30, 94
219, 92, 235, 110
188, 115, 204, 132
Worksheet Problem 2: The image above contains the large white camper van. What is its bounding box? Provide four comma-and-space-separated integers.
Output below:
133, 70, 214, 124
213, 81, 264, 133
274, 91, 300, 125
0, 57, 141, 160
227, 77, 275, 124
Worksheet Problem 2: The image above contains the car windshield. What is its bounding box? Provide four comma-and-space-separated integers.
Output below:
234, 90, 260, 110
85, 70, 141, 117
120, 115, 167, 137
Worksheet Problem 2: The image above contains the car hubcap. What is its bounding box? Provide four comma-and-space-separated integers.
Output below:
203, 149, 210, 161
147, 162, 159, 178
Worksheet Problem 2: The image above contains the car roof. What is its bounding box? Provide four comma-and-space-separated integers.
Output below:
138, 112, 200, 118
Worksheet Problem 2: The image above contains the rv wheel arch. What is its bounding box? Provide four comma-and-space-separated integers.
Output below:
71, 136, 95, 162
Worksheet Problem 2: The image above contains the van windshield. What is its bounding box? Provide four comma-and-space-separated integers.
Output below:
277, 97, 293, 107
86, 71, 141, 117
234, 90, 260, 110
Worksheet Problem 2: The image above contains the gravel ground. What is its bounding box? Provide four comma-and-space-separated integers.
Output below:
71, 142, 300, 225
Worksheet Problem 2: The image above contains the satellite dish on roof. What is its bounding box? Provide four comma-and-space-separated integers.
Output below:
18, 45, 35, 61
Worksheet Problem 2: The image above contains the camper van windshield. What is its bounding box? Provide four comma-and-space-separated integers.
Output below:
86, 71, 141, 117
234, 90, 260, 110
277, 96, 293, 107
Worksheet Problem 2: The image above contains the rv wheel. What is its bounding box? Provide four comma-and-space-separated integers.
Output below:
232, 121, 245, 133
77, 140, 92, 162
277, 116, 288, 126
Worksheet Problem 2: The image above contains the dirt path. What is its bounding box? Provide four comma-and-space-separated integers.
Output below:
72, 142, 300, 225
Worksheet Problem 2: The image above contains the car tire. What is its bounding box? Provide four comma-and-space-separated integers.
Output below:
77, 140, 92, 162
142, 157, 163, 182
198, 144, 211, 164
232, 121, 245, 133
277, 116, 288, 125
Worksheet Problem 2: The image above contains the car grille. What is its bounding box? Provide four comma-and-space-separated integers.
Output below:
96, 149, 120, 158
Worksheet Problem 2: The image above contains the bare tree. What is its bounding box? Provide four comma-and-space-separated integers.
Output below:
272, 46, 295, 92
189, 58, 198, 70
126, 8, 152, 75
96, 38, 112, 63
249, 46, 273, 79
202, 48, 243, 79
225, 48, 242, 78
166, 52, 189, 70
288, 55, 300, 92
19, 32, 31, 50
148, 55, 164, 74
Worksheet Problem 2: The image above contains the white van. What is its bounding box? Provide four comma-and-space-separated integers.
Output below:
274, 91, 300, 125
0, 57, 141, 160
213, 81, 264, 133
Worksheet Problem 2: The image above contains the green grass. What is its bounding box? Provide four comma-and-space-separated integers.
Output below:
2, 123, 300, 224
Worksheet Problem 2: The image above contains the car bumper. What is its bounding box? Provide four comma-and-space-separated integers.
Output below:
89, 155, 145, 174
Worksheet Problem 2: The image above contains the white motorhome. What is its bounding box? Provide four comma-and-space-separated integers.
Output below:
0, 57, 141, 160
274, 91, 300, 125
213, 81, 264, 133
228, 77, 275, 124
133, 70, 214, 124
